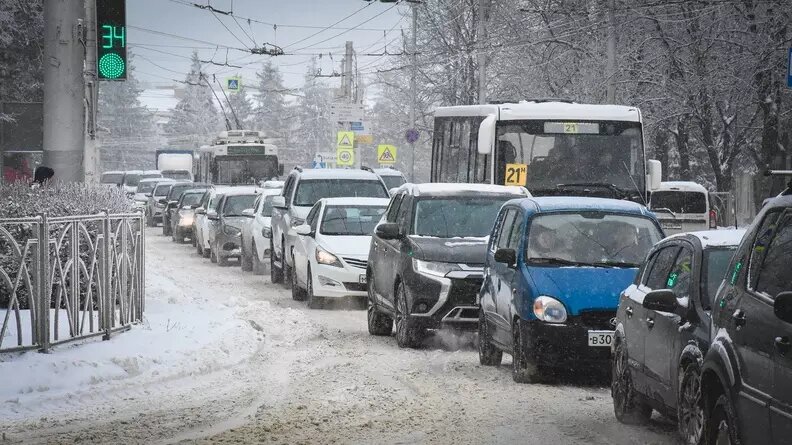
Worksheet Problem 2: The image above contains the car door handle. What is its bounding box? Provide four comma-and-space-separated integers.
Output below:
646, 317, 654, 329
732, 310, 746, 327
776, 337, 791, 354
625, 307, 633, 318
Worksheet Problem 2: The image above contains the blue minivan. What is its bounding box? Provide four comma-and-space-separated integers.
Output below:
478, 197, 664, 383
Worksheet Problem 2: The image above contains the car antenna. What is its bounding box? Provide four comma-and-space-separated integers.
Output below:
622, 161, 648, 207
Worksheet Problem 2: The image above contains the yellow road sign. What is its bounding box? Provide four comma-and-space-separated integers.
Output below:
337, 147, 354, 166
337, 131, 354, 149
504, 163, 528, 186
377, 145, 397, 164
357, 134, 374, 145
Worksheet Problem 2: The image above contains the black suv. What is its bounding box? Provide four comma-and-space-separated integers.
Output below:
366, 183, 529, 348
161, 182, 207, 236
611, 229, 743, 443
701, 195, 792, 445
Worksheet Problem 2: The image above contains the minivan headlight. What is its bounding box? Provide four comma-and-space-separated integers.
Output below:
412, 259, 461, 277
533, 296, 568, 323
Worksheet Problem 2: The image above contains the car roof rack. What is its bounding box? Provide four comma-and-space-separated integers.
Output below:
293, 166, 303, 172
360, 165, 374, 173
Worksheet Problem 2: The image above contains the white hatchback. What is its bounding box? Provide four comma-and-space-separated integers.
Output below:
290, 197, 390, 308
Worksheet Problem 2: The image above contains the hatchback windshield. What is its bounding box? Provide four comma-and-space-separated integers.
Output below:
123, 173, 142, 186
703, 247, 737, 308
413, 197, 514, 238
101, 173, 123, 185
321, 205, 387, 236
138, 181, 158, 194
526, 213, 663, 267
180, 192, 203, 207
223, 195, 258, 216
153, 184, 172, 197
651, 191, 707, 213
381, 175, 405, 190
293, 179, 388, 206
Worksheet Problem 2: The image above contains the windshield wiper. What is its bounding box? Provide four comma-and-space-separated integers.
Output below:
651, 207, 677, 217
527, 257, 585, 266
590, 260, 640, 268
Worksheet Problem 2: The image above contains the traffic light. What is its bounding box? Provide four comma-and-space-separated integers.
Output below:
96, 0, 126, 80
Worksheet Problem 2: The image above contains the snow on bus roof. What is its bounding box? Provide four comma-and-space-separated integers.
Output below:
399, 183, 530, 197
655, 181, 708, 193
434, 101, 641, 122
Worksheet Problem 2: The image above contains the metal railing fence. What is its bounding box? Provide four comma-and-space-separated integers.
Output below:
0, 211, 145, 353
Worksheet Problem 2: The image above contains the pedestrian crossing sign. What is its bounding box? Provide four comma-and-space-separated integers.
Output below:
227, 77, 240, 91
377, 145, 397, 164
337, 131, 354, 149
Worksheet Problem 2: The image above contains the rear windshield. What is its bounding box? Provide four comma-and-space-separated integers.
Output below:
162, 170, 192, 180
101, 173, 123, 184
153, 184, 172, 197
293, 179, 388, 207
180, 192, 203, 207
413, 197, 512, 238
138, 181, 157, 194
167, 184, 194, 200
651, 191, 707, 213
320, 205, 387, 236
223, 195, 258, 216
703, 247, 737, 309
123, 173, 142, 186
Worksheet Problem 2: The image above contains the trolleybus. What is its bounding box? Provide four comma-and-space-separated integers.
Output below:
197, 130, 283, 185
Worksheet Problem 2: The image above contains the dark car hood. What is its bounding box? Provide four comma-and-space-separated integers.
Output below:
527, 266, 639, 315
408, 236, 489, 265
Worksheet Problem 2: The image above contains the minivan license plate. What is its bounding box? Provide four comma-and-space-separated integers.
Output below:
588, 330, 614, 347
359, 274, 367, 284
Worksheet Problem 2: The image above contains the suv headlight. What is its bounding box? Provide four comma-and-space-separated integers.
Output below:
533, 296, 568, 323
179, 213, 195, 227
223, 225, 241, 236
316, 247, 342, 267
412, 259, 461, 278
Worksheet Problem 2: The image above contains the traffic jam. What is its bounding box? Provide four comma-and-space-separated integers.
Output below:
107, 101, 792, 445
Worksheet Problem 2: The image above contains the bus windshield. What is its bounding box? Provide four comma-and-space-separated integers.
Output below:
495, 120, 645, 198
213, 156, 278, 184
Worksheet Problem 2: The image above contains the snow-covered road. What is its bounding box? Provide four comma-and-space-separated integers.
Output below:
1, 229, 678, 444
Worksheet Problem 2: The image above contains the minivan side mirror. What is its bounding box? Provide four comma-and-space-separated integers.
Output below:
774, 292, 792, 324
376, 222, 401, 240
643, 289, 686, 316
494, 248, 517, 268
272, 196, 287, 209
207, 209, 219, 220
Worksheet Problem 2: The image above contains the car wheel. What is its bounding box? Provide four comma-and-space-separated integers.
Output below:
217, 246, 230, 267
367, 273, 393, 336
395, 283, 421, 349
678, 362, 705, 445
282, 242, 292, 289
707, 393, 738, 445
290, 257, 307, 301
306, 266, 322, 309
210, 242, 218, 264
191, 233, 196, 247
241, 242, 253, 272
511, 319, 542, 383
612, 339, 652, 424
196, 238, 203, 256
270, 239, 283, 283
146, 212, 154, 227
162, 219, 169, 236
252, 242, 265, 276
478, 311, 503, 366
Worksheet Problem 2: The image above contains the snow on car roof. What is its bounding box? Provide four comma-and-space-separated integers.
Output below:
295, 168, 381, 180
320, 197, 391, 206
222, 186, 263, 196
138, 177, 166, 184
655, 181, 708, 193
373, 168, 404, 177
519, 196, 651, 216
434, 101, 641, 122
666, 229, 746, 248
400, 183, 530, 197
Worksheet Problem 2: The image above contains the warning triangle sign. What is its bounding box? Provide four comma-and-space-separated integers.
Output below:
377, 144, 397, 164
339, 134, 352, 146
379, 147, 395, 162
337, 131, 354, 148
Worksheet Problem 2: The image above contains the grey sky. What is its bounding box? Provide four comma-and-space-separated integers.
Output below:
128, 0, 406, 94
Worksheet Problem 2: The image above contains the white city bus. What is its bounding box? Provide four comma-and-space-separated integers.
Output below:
197, 130, 284, 185
431, 99, 661, 203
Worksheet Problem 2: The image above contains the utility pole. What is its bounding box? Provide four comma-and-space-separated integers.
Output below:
84, 0, 99, 182
476, 0, 489, 105
44, 0, 86, 182
605, 0, 617, 103
342, 41, 361, 169
408, 3, 417, 181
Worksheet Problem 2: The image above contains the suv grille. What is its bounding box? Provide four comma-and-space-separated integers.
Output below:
576, 310, 617, 329
343, 257, 367, 269
448, 278, 483, 306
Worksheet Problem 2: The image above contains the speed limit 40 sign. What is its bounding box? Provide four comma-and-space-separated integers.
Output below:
504, 163, 528, 186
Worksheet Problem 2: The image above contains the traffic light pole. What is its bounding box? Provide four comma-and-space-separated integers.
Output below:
43, 0, 86, 182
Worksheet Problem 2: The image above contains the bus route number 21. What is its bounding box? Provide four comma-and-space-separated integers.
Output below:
504, 163, 528, 186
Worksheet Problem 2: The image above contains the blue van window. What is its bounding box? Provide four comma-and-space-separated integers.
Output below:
497, 209, 518, 249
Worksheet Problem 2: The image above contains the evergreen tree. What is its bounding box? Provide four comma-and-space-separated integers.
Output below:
292, 59, 333, 165
252, 60, 287, 138
97, 54, 161, 170
224, 82, 254, 130
165, 52, 220, 146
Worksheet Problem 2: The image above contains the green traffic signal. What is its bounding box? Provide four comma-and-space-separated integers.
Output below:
99, 52, 125, 79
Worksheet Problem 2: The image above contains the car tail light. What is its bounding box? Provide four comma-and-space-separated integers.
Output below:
709, 209, 717, 229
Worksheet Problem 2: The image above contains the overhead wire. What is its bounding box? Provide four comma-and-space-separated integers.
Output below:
283, 2, 374, 49
293, 1, 403, 52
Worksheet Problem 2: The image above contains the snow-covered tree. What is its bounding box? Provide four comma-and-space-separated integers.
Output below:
223, 82, 254, 130
252, 60, 288, 139
165, 52, 220, 146
0, 0, 44, 121
291, 59, 333, 165
97, 54, 161, 170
